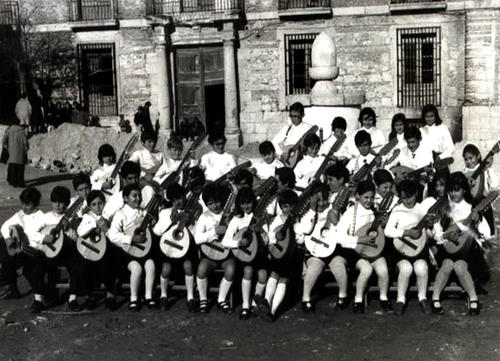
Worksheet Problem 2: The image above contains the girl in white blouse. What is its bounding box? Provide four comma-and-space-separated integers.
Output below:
350, 107, 386, 155
430, 172, 491, 315
90, 144, 119, 197
419, 104, 455, 159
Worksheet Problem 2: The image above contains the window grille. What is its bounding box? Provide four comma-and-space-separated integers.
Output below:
146, 0, 243, 15
279, 0, 330, 9
0, 1, 19, 25
390, 0, 443, 3
396, 27, 441, 107
77, 43, 118, 116
70, 0, 115, 21
284, 33, 318, 96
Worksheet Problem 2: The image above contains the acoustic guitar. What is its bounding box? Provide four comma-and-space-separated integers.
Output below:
102, 134, 138, 195
282, 126, 319, 169
466, 141, 500, 201
5, 225, 38, 258
391, 157, 454, 183
76, 224, 107, 262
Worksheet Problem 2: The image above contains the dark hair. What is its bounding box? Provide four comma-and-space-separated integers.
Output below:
446, 172, 474, 204
234, 169, 254, 188
97, 144, 116, 165
389, 113, 407, 140
325, 164, 349, 183
403, 126, 422, 142
259, 141, 275, 155
140, 130, 158, 143
185, 166, 206, 192
331, 117, 347, 131
289, 102, 304, 116
428, 168, 450, 198
358, 107, 377, 126
234, 187, 256, 216
120, 161, 140, 178
396, 179, 417, 197
72, 172, 91, 190
373, 169, 394, 186
20, 187, 41, 207
202, 183, 223, 205
278, 189, 299, 207
354, 130, 372, 147
303, 133, 321, 149
208, 132, 226, 145
421, 104, 442, 126
167, 134, 183, 150
87, 190, 105, 205
50, 186, 71, 205
275, 167, 296, 188
356, 180, 375, 196
122, 183, 141, 198
463, 144, 481, 161
166, 182, 186, 201
311, 181, 330, 200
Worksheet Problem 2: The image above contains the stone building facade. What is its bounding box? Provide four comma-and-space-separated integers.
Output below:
1, 0, 499, 148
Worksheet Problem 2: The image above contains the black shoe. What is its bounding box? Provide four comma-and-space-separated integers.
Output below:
104, 297, 117, 311
187, 299, 198, 313
419, 299, 431, 315
0, 286, 20, 300
353, 302, 365, 314
145, 298, 157, 310
68, 300, 82, 312
199, 300, 209, 314
468, 299, 480, 316
129, 300, 140, 312
160, 297, 170, 311
431, 300, 444, 315
333, 297, 349, 311
380, 300, 393, 312
84, 297, 98, 310
254, 294, 271, 314
30, 300, 45, 314
394, 301, 405, 316
301, 301, 315, 314
240, 308, 251, 320
217, 301, 233, 314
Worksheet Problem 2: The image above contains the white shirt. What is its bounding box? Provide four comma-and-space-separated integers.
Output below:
253, 158, 285, 180
30, 211, 65, 248
221, 212, 253, 249
129, 148, 166, 177
102, 185, 155, 221
464, 165, 499, 196
272, 120, 313, 156
432, 198, 492, 243
384, 198, 436, 239
90, 163, 120, 195
77, 211, 103, 238
199, 151, 237, 181
153, 158, 197, 185
347, 153, 375, 175
332, 203, 375, 249
420, 124, 455, 158
152, 208, 177, 237
294, 154, 326, 188
107, 204, 145, 252
396, 144, 434, 170
195, 210, 223, 245
69, 196, 89, 219
266, 212, 289, 245
1, 209, 45, 249
319, 133, 350, 160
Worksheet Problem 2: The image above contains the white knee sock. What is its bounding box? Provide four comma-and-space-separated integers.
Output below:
242, 279, 252, 309
160, 276, 169, 298
218, 278, 232, 303
197, 277, 208, 301
252, 282, 266, 307
265, 278, 278, 305
185, 275, 194, 301
271, 283, 286, 315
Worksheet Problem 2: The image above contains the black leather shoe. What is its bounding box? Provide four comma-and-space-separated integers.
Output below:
334, 297, 349, 310
431, 300, 444, 315
104, 297, 117, 311
68, 300, 82, 312
380, 300, 393, 312
301, 301, 314, 313
30, 300, 45, 314
419, 299, 431, 315
352, 302, 365, 314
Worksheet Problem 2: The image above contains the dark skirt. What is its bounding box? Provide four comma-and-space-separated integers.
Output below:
7, 163, 25, 187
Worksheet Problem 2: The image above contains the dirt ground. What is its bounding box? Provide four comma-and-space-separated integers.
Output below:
0, 165, 499, 361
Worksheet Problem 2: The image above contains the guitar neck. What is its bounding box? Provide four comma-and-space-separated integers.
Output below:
291, 126, 319, 153
110, 135, 138, 180
313, 136, 346, 180
214, 161, 251, 184
471, 150, 495, 179
414, 196, 447, 231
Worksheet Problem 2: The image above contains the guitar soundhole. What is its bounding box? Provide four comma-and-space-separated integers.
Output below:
91, 234, 100, 243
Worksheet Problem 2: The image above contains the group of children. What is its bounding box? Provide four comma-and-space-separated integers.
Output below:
0, 102, 497, 322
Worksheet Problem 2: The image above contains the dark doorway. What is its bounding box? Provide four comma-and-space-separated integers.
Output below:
175, 45, 224, 138
205, 84, 225, 137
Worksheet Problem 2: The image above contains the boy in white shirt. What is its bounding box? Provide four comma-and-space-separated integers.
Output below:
272, 102, 313, 159
251, 141, 285, 181
129, 130, 166, 186
347, 130, 376, 176
294, 133, 325, 189
90, 144, 120, 197
0, 187, 43, 299
195, 183, 236, 314
350, 107, 385, 155
373, 169, 399, 212
199, 133, 237, 182
102, 161, 155, 221
153, 135, 197, 186
320, 116, 350, 162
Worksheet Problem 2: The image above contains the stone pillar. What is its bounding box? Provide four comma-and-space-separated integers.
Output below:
223, 23, 241, 148
154, 26, 172, 136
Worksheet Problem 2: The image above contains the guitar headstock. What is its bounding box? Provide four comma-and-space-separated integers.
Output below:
378, 137, 399, 157
476, 191, 499, 212
191, 133, 207, 150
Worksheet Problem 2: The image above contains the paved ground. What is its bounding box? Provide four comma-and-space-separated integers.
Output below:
0, 165, 499, 361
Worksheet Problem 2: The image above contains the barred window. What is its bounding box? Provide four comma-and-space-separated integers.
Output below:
397, 27, 441, 107
284, 33, 318, 95
77, 43, 118, 116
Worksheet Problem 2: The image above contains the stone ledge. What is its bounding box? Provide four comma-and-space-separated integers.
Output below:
278, 8, 332, 19
69, 19, 119, 31
389, 2, 447, 14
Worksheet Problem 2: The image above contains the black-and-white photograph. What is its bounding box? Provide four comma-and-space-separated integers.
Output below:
0, 0, 499, 360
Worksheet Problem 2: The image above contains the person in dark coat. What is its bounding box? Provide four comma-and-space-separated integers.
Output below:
2, 118, 28, 187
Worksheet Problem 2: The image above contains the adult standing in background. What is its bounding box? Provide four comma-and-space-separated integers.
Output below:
30, 93, 44, 134
2, 118, 28, 187
143, 101, 155, 134
14, 93, 31, 128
